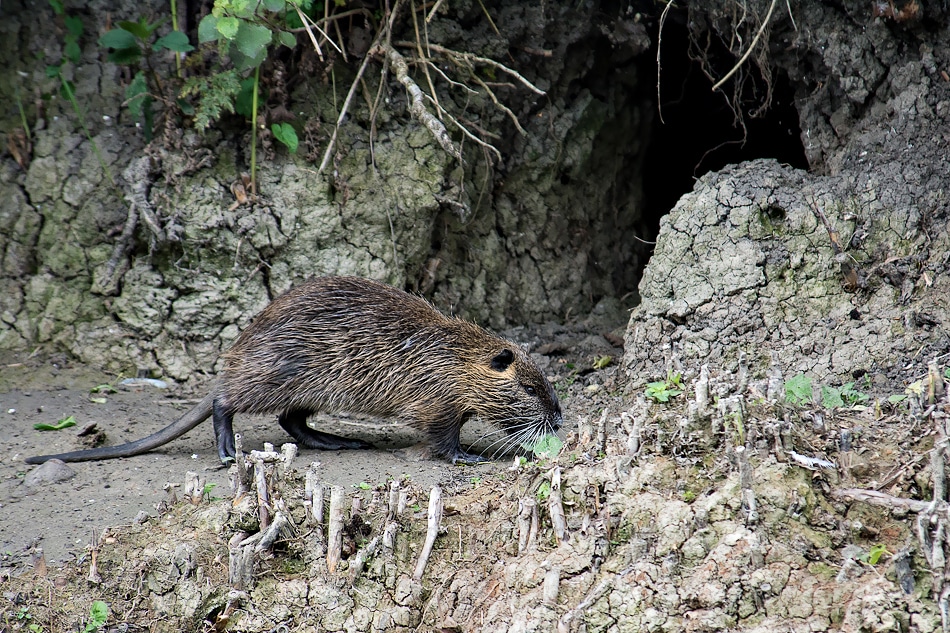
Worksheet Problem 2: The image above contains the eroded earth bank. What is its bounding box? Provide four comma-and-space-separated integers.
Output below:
2, 0, 950, 631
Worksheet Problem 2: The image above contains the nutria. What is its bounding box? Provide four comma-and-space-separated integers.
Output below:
26, 276, 563, 465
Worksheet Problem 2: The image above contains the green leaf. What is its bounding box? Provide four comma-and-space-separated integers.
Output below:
592, 355, 612, 370
64, 39, 82, 64
49, 0, 65, 15
108, 47, 143, 65
820, 386, 845, 409
867, 544, 889, 565
229, 0, 257, 17
645, 378, 682, 403
65, 15, 84, 38
86, 600, 109, 631
234, 21, 272, 58
887, 394, 908, 404
154, 31, 194, 53
176, 97, 195, 115
271, 122, 298, 153
839, 382, 869, 405
536, 481, 551, 500
98, 28, 139, 50
34, 415, 77, 431
263, 0, 286, 10
90, 383, 118, 394
784, 374, 813, 405
278, 30, 297, 48
117, 19, 150, 40
216, 16, 241, 40
89, 397, 108, 404
229, 43, 268, 72
198, 15, 220, 43
125, 71, 149, 119
235, 76, 257, 117
530, 434, 563, 458
45, 64, 61, 78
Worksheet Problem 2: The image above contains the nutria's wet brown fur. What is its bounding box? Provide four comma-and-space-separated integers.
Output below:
26, 276, 563, 465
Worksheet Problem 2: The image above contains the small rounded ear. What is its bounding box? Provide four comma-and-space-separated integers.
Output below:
490, 348, 515, 372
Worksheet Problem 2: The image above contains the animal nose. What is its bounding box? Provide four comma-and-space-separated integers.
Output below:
551, 413, 563, 432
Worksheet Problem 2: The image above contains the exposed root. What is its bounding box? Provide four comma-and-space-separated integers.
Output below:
383, 44, 461, 161
308, 1, 540, 171
394, 41, 545, 95
710, 0, 778, 92
92, 156, 161, 296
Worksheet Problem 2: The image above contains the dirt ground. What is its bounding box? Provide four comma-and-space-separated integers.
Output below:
0, 354, 513, 564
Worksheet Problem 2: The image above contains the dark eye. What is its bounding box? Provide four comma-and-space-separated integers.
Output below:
524, 385, 537, 396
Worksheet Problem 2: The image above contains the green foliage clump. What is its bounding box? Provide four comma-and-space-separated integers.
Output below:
645, 372, 683, 403
785, 373, 872, 409
198, 0, 298, 71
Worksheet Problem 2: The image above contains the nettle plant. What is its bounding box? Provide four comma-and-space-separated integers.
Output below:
90, 0, 310, 193
195, 0, 305, 160
98, 18, 194, 140
96, 1, 307, 159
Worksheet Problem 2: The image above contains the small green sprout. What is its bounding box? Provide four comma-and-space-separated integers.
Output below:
866, 544, 891, 565
645, 372, 683, 403
784, 374, 813, 405
83, 601, 109, 633
536, 481, 552, 502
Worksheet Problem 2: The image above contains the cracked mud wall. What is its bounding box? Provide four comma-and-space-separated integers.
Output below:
624, 1, 950, 385
0, 1, 652, 377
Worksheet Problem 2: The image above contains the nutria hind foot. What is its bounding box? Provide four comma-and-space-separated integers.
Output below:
278, 410, 373, 450
450, 448, 488, 465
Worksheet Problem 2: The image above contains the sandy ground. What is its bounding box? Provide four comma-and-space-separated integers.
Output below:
0, 353, 514, 564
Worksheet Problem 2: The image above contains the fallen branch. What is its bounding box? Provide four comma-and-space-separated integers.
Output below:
349, 535, 381, 584
517, 498, 538, 554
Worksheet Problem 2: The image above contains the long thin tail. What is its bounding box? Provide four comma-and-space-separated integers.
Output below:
24, 393, 215, 464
